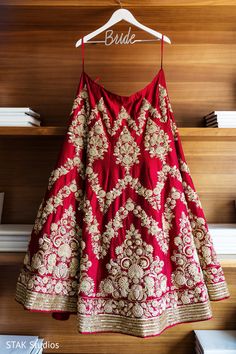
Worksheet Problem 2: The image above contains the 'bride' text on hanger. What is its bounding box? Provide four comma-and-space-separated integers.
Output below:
105, 26, 136, 45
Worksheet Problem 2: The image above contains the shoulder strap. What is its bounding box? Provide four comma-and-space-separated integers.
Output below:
81, 36, 85, 72
161, 34, 164, 69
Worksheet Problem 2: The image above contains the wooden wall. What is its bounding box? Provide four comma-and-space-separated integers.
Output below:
0, 0, 236, 127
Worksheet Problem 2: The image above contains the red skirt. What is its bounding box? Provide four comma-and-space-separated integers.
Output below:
15, 68, 229, 337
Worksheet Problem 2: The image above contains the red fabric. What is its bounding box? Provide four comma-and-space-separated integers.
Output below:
52, 312, 70, 320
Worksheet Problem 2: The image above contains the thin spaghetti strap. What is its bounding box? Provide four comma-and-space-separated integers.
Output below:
81, 36, 85, 72
160, 33, 164, 69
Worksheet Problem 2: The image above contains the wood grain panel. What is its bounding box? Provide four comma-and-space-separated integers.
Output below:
0, 254, 235, 354
0, 3, 235, 126
2, 0, 236, 6
0, 6, 236, 31
0, 137, 63, 224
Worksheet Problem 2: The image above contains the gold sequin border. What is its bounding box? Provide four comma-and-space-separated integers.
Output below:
15, 281, 77, 312
207, 281, 230, 300
77, 301, 213, 337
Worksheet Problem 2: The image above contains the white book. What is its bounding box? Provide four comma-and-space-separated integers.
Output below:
206, 117, 236, 122
0, 116, 41, 126
0, 112, 41, 118
205, 111, 236, 118
0, 121, 40, 127
0, 107, 39, 115
205, 116, 236, 123
206, 123, 236, 128
195, 330, 236, 354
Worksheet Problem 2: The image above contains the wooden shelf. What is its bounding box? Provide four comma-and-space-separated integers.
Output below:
1, 126, 236, 139
0, 126, 66, 136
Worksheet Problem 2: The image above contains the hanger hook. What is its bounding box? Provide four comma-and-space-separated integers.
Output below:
116, 0, 123, 8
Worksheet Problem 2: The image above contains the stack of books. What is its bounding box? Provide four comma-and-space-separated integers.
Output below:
195, 330, 236, 354
0, 107, 41, 127
0, 335, 44, 353
204, 111, 236, 127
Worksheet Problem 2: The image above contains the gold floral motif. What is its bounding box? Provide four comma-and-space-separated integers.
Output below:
70, 84, 90, 116
98, 224, 167, 317
33, 180, 83, 234
83, 196, 171, 259
114, 126, 141, 171
85, 163, 182, 214
87, 119, 109, 164
77, 284, 211, 323
78, 240, 95, 296
162, 187, 181, 249
68, 104, 88, 153
18, 206, 81, 298
92, 96, 165, 137
144, 118, 172, 162
171, 212, 205, 290
127, 98, 162, 135
158, 84, 173, 122
189, 212, 227, 288
179, 158, 190, 174
183, 181, 202, 208
170, 119, 179, 141
48, 156, 85, 191
96, 97, 125, 136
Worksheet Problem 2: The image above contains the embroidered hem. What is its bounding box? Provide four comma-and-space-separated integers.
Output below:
16, 277, 229, 338
77, 301, 212, 338
206, 281, 230, 300
15, 281, 77, 312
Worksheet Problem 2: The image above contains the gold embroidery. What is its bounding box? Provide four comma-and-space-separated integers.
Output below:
93, 96, 165, 137
70, 84, 90, 116
171, 212, 204, 290
33, 180, 83, 234
15, 77, 230, 339
78, 240, 95, 296
114, 126, 141, 171
48, 156, 85, 191
189, 212, 228, 288
83, 197, 172, 259
86, 163, 182, 214
77, 301, 212, 337
179, 158, 190, 174
87, 119, 109, 164
183, 181, 202, 208
68, 106, 88, 153
207, 282, 230, 300
17, 206, 81, 299
16, 282, 77, 312
144, 118, 172, 162
158, 84, 173, 122
99, 224, 167, 310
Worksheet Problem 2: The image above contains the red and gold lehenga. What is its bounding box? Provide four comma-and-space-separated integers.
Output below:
15, 35, 229, 337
